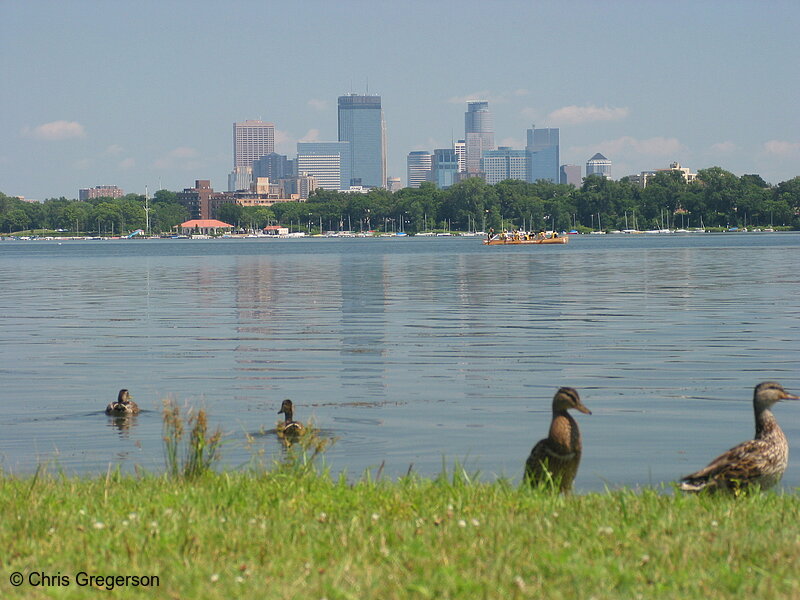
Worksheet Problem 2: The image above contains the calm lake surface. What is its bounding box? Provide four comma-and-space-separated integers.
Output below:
1, 234, 798, 491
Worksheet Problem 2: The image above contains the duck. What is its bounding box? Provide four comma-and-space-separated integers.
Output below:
277, 399, 304, 436
679, 381, 799, 493
105, 389, 139, 415
525, 387, 591, 493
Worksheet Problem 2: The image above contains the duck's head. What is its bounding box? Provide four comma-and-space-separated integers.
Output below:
753, 381, 799, 410
278, 399, 294, 416
118, 389, 132, 404
552, 387, 591, 415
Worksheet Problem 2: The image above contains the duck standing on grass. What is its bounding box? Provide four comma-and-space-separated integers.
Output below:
277, 399, 304, 436
680, 381, 799, 493
105, 389, 139, 415
525, 387, 591, 493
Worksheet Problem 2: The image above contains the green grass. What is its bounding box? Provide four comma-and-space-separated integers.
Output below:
2, 459, 800, 599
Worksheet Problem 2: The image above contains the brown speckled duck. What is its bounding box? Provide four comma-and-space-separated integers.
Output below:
680, 382, 798, 493
525, 387, 591, 493
277, 399, 304, 436
105, 389, 139, 415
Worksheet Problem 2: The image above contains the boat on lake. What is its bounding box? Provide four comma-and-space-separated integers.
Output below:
484, 231, 569, 245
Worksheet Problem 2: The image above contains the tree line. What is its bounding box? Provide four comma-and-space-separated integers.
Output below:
2, 167, 799, 236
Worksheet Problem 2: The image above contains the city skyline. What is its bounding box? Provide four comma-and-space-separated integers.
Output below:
2, 1, 799, 200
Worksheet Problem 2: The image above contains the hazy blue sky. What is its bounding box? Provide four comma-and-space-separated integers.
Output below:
2, 0, 799, 200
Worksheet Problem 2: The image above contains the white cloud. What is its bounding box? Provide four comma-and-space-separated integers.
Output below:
710, 141, 737, 153
274, 129, 295, 154
299, 129, 320, 142
153, 147, 201, 170
118, 158, 136, 170
547, 105, 629, 125
762, 140, 800, 157
72, 158, 94, 170
106, 144, 125, 156
307, 99, 327, 111
23, 120, 86, 141
596, 136, 685, 157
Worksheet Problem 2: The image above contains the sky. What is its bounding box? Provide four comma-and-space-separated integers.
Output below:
2, 0, 799, 201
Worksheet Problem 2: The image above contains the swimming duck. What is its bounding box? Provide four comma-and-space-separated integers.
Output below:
525, 387, 591, 493
277, 399, 304, 436
680, 381, 798, 493
105, 389, 139, 415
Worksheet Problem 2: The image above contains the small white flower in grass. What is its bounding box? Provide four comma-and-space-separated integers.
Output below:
79, 509, 86, 516
471, 518, 480, 527
597, 526, 614, 535
371, 513, 379, 522
150, 521, 158, 528
458, 519, 467, 528
48, 528, 56, 535
210, 574, 219, 583
711, 520, 719, 528
317, 512, 328, 523
93, 521, 105, 530
235, 576, 244, 583
219, 517, 226, 523
163, 508, 174, 516
513, 575, 526, 590
128, 512, 138, 520
122, 520, 129, 527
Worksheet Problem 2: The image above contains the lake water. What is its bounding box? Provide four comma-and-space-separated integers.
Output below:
1, 233, 798, 492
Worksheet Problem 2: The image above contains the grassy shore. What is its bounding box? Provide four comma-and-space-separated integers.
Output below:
2, 459, 799, 600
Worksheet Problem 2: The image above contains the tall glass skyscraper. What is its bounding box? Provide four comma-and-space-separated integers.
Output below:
526, 127, 560, 184
464, 102, 495, 173
338, 94, 387, 188
432, 148, 459, 189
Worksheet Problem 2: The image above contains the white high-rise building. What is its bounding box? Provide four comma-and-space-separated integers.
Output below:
233, 120, 275, 169
586, 153, 612, 179
407, 151, 432, 188
296, 142, 351, 190
454, 140, 466, 173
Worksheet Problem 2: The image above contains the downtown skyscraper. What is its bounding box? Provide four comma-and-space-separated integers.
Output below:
337, 94, 387, 188
526, 127, 560, 184
464, 102, 495, 174
233, 120, 275, 168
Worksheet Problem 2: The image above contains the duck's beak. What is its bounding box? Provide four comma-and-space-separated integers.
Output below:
577, 402, 592, 415
781, 391, 799, 401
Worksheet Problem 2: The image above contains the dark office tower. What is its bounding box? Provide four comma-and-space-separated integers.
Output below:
252, 152, 292, 181
560, 164, 582, 186
432, 148, 459, 189
464, 102, 495, 174
526, 127, 560, 184
338, 94, 387, 188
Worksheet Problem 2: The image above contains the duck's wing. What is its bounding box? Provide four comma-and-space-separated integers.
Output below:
680, 439, 773, 489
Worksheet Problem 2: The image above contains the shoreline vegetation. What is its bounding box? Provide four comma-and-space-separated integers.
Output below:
3, 169, 800, 238
3, 404, 800, 598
